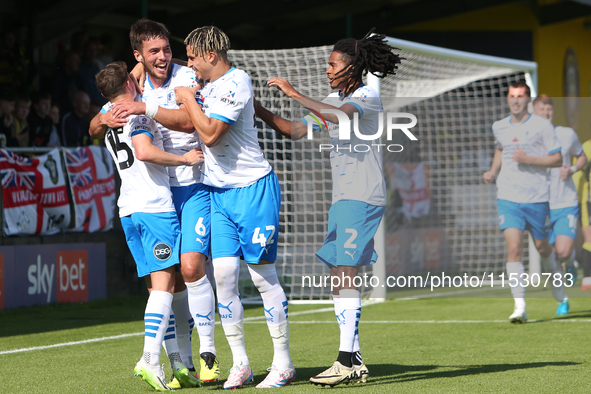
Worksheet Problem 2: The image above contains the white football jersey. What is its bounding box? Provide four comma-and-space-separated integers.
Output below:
493, 113, 561, 203
550, 126, 583, 209
142, 63, 202, 187
104, 113, 175, 217
302, 84, 387, 206
199, 67, 272, 188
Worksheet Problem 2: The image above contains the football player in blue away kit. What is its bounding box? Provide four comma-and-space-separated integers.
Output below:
532, 94, 587, 314
95, 61, 204, 391
254, 30, 402, 387
89, 20, 219, 385
483, 82, 563, 323
175, 26, 295, 389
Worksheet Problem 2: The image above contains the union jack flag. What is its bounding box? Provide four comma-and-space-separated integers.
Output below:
0, 149, 32, 165
65, 148, 90, 167
1, 168, 35, 189
69, 167, 93, 187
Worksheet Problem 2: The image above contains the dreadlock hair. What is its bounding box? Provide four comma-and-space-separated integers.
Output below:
129, 19, 170, 52
184, 26, 231, 59
332, 28, 403, 96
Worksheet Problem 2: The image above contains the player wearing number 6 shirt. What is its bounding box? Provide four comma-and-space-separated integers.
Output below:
533, 94, 587, 315
254, 31, 402, 387
95, 61, 204, 391
89, 19, 219, 385
175, 26, 294, 390
483, 81, 563, 324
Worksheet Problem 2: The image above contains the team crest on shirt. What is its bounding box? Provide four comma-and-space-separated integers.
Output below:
138, 116, 150, 125
167, 91, 176, 105
153, 242, 172, 261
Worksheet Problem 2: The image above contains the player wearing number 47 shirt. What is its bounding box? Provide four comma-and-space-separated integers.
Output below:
483, 81, 564, 324
254, 30, 402, 387
95, 62, 204, 391
89, 19, 219, 385
175, 26, 294, 390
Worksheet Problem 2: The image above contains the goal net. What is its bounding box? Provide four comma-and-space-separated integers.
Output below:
228, 37, 537, 302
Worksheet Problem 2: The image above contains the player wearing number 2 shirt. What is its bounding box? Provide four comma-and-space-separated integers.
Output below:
175, 26, 293, 389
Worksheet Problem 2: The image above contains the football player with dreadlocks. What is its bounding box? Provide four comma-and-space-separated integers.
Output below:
254, 30, 402, 387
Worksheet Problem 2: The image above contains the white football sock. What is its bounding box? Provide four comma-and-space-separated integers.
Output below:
170, 289, 193, 368
143, 290, 173, 366
506, 262, 526, 309
248, 264, 293, 370
214, 256, 247, 367
338, 289, 361, 354
186, 275, 216, 355
541, 253, 566, 302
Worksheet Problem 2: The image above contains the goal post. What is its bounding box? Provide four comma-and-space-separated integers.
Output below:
228, 36, 538, 303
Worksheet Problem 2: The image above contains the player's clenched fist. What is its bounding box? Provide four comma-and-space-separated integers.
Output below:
175, 86, 199, 106
483, 171, 496, 184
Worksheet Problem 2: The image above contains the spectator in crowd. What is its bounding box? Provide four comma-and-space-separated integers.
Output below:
11, 93, 30, 146
0, 30, 17, 90
96, 33, 114, 69
28, 90, 54, 147
61, 90, 90, 147
52, 50, 83, 118
0, 88, 16, 145
47, 103, 61, 146
77, 37, 106, 106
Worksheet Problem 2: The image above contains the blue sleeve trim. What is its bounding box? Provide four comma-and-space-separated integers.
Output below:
210, 113, 236, 125
574, 148, 584, 157
549, 147, 561, 155
100, 108, 107, 114
347, 102, 364, 118
131, 130, 154, 139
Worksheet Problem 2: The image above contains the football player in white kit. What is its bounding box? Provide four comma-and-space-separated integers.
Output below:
175, 26, 294, 389
483, 82, 563, 323
95, 61, 204, 391
253, 31, 402, 387
89, 20, 219, 385
532, 94, 587, 314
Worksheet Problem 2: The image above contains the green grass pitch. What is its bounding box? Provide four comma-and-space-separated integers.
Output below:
0, 291, 589, 393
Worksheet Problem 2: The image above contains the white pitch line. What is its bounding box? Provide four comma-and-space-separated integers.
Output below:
0, 332, 143, 355
0, 301, 382, 355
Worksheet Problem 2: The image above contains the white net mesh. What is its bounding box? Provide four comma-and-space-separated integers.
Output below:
228, 40, 534, 301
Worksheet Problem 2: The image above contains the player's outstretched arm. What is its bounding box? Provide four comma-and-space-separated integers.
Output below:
513, 147, 562, 167
132, 133, 204, 166
254, 98, 307, 140
89, 111, 127, 139
267, 77, 360, 123
483, 148, 502, 184
560, 152, 588, 180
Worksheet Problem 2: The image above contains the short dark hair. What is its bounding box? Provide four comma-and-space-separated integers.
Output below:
130, 19, 170, 52
508, 81, 531, 97
95, 61, 129, 100
31, 90, 51, 105
533, 93, 553, 107
14, 92, 30, 105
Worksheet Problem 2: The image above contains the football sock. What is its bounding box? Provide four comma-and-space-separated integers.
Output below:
186, 275, 216, 355
541, 252, 566, 302
338, 289, 361, 363
214, 256, 248, 367
506, 262, 526, 308
170, 289, 194, 368
248, 264, 293, 370
582, 243, 591, 277
352, 351, 363, 366
337, 351, 353, 368
143, 290, 173, 366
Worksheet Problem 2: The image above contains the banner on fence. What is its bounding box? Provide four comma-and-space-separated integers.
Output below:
65, 146, 116, 232
0, 148, 70, 235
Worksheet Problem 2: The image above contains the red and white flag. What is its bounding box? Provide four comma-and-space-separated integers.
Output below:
65, 146, 116, 232
0, 148, 70, 235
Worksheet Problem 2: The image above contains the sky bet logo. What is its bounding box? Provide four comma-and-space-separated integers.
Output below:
306, 108, 418, 152
27, 250, 88, 304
